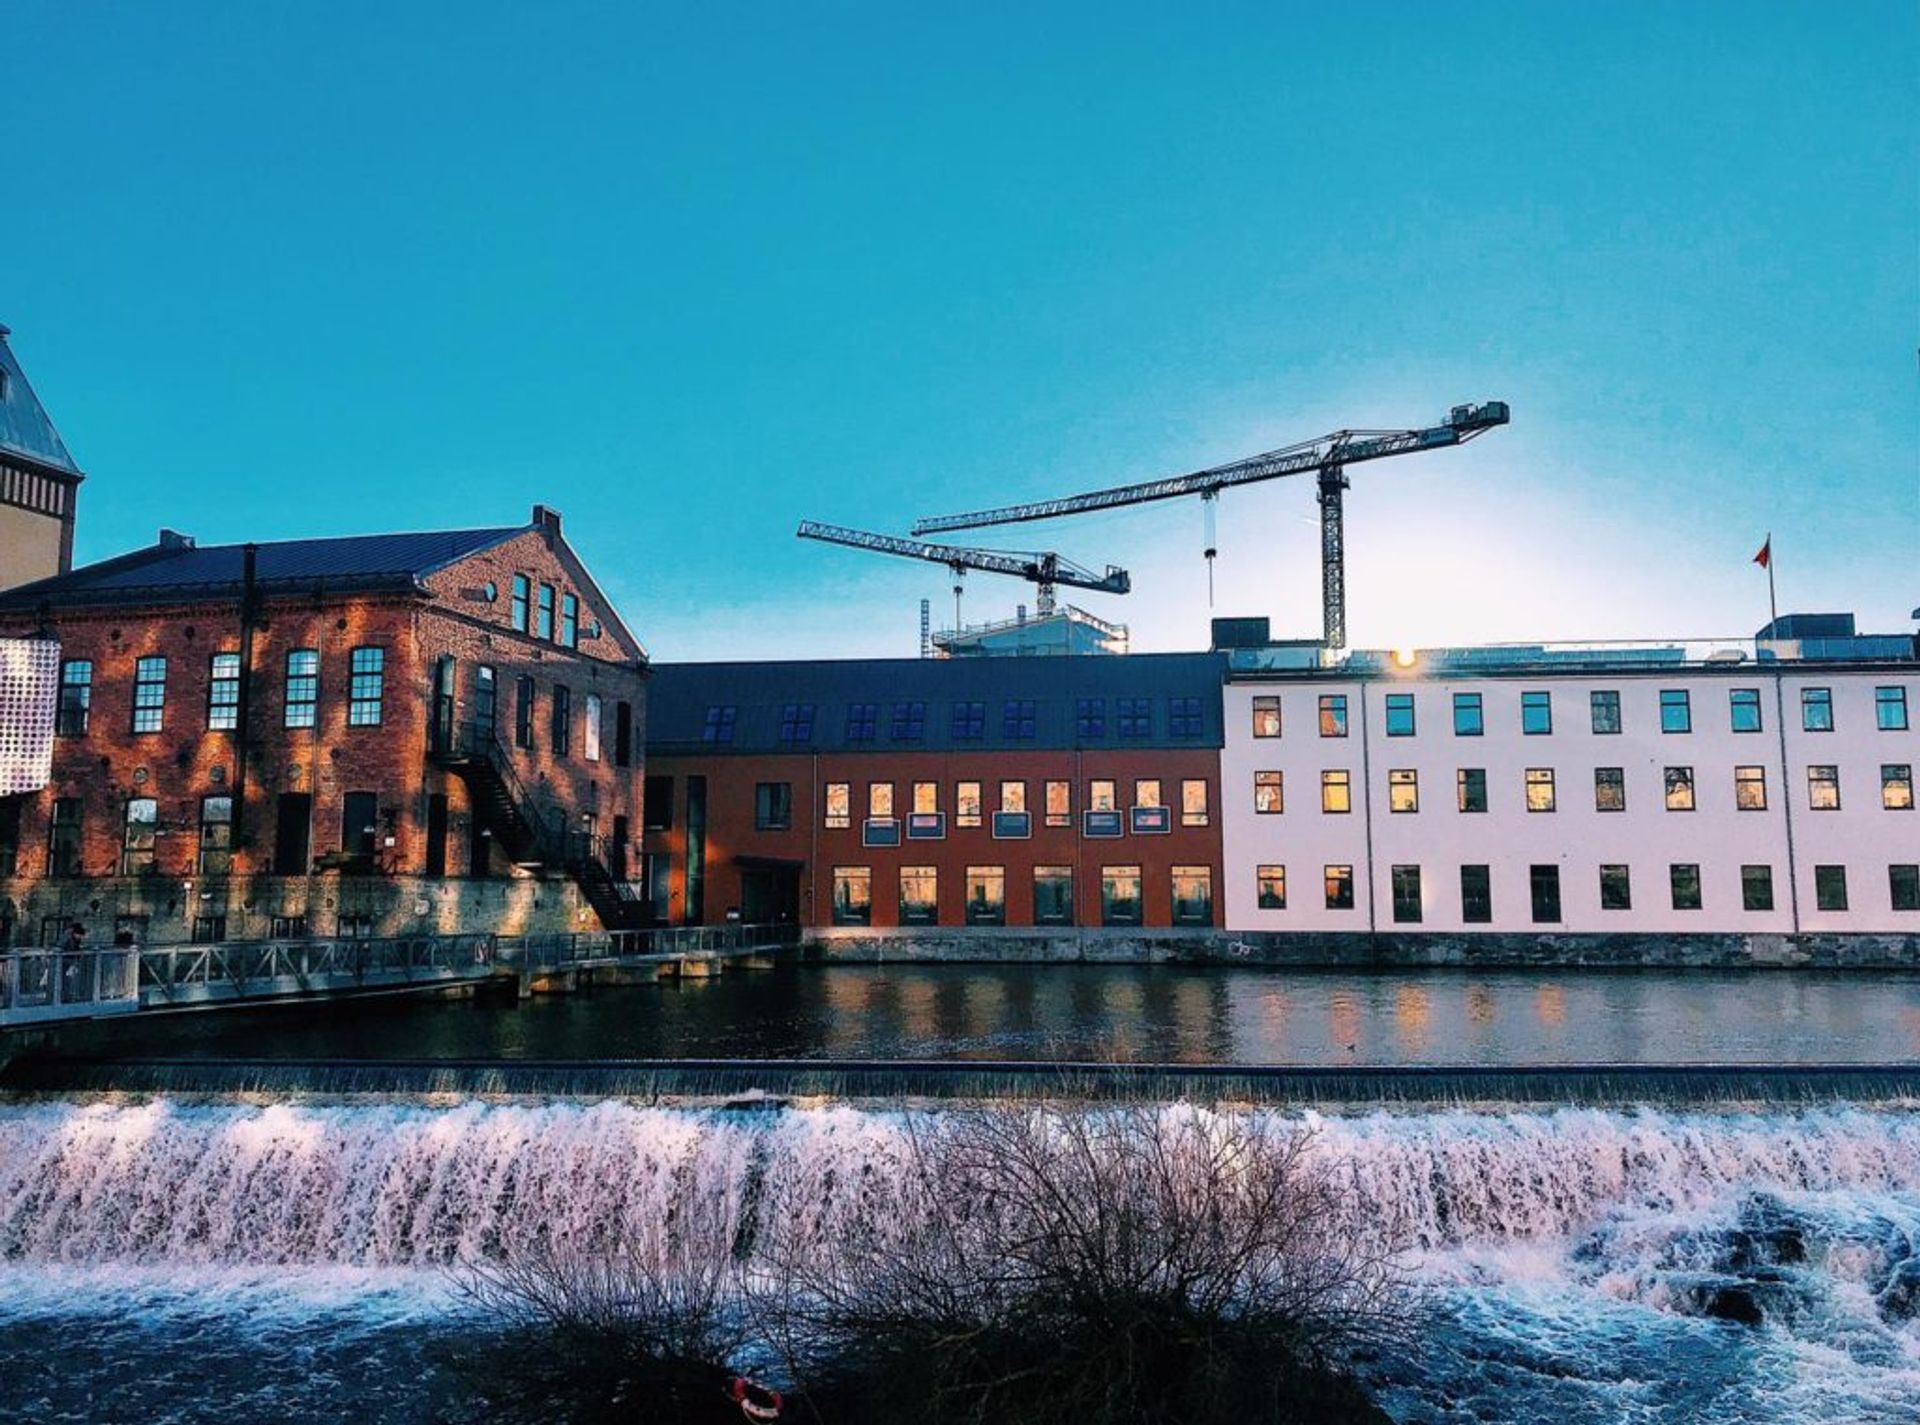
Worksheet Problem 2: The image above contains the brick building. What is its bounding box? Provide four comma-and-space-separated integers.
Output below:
0, 507, 648, 946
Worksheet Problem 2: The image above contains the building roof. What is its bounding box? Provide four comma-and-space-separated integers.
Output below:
0, 328, 82, 477
646, 652, 1228, 755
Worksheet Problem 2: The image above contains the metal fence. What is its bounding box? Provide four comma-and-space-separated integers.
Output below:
139, 933, 499, 1005
499, 921, 799, 968
0, 949, 141, 1025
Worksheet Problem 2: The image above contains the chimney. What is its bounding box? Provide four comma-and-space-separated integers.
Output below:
531, 504, 563, 535
158, 529, 196, 550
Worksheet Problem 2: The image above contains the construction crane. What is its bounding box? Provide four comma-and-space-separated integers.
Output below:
796, 520, 1131, 627
912, 401, 1510, 650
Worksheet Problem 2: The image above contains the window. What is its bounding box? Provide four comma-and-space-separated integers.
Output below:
1815, 865, 1849, 912
951, 701, 985, 740
55, 659, 91, 735
1001, 699, 1037, 739
832, 867, 871, 925
1319, 695, 1348, 738
1802, 687, 1833, 732
1742, 865, 1775, 912
1256, 865, 1287, 910
1390, 865, 1422, 923
1077, 698, 1107, 739
1132, 779, 1161, 810
824, 783, 850, 829
966, 867, 1006, 925
132, 655, 167, 733
869, 783, 895, 819
560, 592, 579, 648
1384, 693, 1416, 737
615, 700, 634, 767
1001, 780, 1028, 814
347, 647, 384, 727
1087, 779, 1117, 813
1891, 865, 1920, 912
1453, 692, 1483, 737
49, 798, 83, 876
1879, 686, 1911, 731
900, 866, 938, 924
551, 684, 571, 756
1321, 769, 1351, 814
1324, 865, 1355, 910
198, 795, 234, 875
1730, 688, 1763, 733
1590, 690, 1621, 735
1254, 770, 1284, 814
1181, 779, 1209, 827
516, 677, 537, 749
273, 648, 317, 730
1671, 863, 1703, 911
510, 574, 529, 632
1034, 866, 1074, 925
121, 798, 159, 875
1521, 691, 1552, 735
1735, 765, 1768, 811
645, 775, 674, 831
536, 584, 555, 641
701, 704, 737, 743
1460, 865, 1492, 924
342, 791, 378, 860
1885, 765, 1915, 811
1599, 864, 1632, 910
1659, 689, 1691, 734
1117, 698, 1151, 738
1530, 864, 1562, 923
845, 703, 879, 741
269, 915, 309, 940
1252, 696, 1282, 738
778, 703, 815, 744
583, 692, 602, 761
957, 781, 982, 827
755, 782, 792, 831
1046, 780, 1072, 827
1808, 765, 1841, 810
1169, 697, 1204, 738
1172, 866, 1213, 925
1525, 768, 1556, 812
1594, 767, 1626, 812
1389, 769, 1419, 813
890, 700, 926, 741
1664, 766, 1695, 812
1458, 768, 1488, 813
475, 665, 498, 742
912, 781, 939, 815
191, 915, 228, 944
1101, 866, 1142, 925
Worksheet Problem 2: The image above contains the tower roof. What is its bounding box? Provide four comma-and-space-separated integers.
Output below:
0, 327, 83, 477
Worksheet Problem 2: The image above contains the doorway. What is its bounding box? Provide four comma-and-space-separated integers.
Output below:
740, 863, 801, 926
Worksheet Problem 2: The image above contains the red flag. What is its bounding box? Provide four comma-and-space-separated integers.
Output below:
1753, 537, 1771, 569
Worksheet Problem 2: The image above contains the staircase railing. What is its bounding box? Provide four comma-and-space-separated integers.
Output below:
433, 720, 563, 864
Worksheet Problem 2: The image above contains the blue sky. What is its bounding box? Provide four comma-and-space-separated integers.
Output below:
8, 2, 1916, 658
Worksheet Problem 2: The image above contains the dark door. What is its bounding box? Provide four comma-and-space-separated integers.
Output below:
610, 815, 630, 881
273, 793, 312, 875
469, 807, 492, 878
741, 866, 800, 925
425, 794, 449, 877
430, 655, 456, 754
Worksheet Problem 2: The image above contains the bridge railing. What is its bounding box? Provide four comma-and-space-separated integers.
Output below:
139, 933, 498, 1004
0, 949, 141, 1026
499, 921, 798, 967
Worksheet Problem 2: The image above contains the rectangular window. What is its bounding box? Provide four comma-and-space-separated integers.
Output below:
0, 799, 17, 877
1802, 687, 1833, 732
191, 915, 227, 944
1384, 693, 1416, 737
48, 798, 83, 876
1254, 770, 1284, 814
1460, 865, 1492, 923
1735, 765, 1768, 810
754, 782, 792, 831
1808, 765, 1841, 810
1664, 766, 1695, 812
1891, 865, 1920, 912
559, 592, 579, 648
1671, 863, 1703, 911
1659, 689, 1691, 734
347, 647, 385, 727
890, 700, 927, 741
1000, 780, 1028, 814
1180, 779, 1208, 827
1172, 865, 1213, 925
1521, 690, 1552, 735
205, 652, 241, 731
132, 655, 167, 733
845, 703, 878, 741
824, 783, 850, 828
56, 659, 92, 735
1879, 686, 1911, 732
1885, 765, 1915, 811
1389, 768, 1419, 813
583, 692, 602, 761
1169, 697, 1204, 738
1815, 864, 1849, 912
536, 583, 555, 641
516, 678, 538, 749
1125, 779, 1157, 810
1256, 864, 1287, 910
1001, 699, 1037, 739
644, 775, 674, 832
1252, 696, 1282, 738
1046, 780, 1072, 827
121, 797, 158, 875
1458, 768, 1488, 813
1590, 690, 1621, 735
615, 700, 633, 766
198, 795, 234, 875
951, 701, 985, 740
956, 781, 982, 827
1525, 767, 1556, 812
1390, 865, 1422, 923
899, 866, 938, 925
1087, 779, 1117, 813
475, 665, 498, 742
551, 684, 571, 756
1116, 698, 1151, 738
510, 574, 529, 632
701, 704, 737, 743
966, 866, 1006, 925
1730, 688, 1763, 733
912, 781, 939, 816
1599, 863, 1632, 910
1324, 864, 1355, 910
278, 648, 317, 729
1035, 866, 1074, 925
1529, 864, 1562, 923
1321, 769, 1351, 814
869, 782, 895, 819
1319, 694, 1348, 738
778, 703, 815, 744
831, 867, 871, 926
1594, 767, 1626, 812
1101, 865, 1142, 925
1742, 864, 1775, 912
1453, 692, 1483, 736
1077, 698, 1107, 739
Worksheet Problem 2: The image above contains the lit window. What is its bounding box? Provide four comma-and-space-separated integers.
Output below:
1319, 694, 1348, 738
900, 866, 938, 924
1525, 767, 1555, 812
1087, 779, 1117, 813
1253, 770, 1283, 814
869, 782, 895, 819
999, 780, 1026, 814
1172, 865, 1213, 924
966, 866, 1006, 925
1884, 764, 1914, 811
1256, 864, 1287, 910
121, 798, 158, 875
1384, 693, 1415, 737
1388, 769, 1418, 813
132, 656, 167, 733
1735, 765, 1768, 810
1046, 780, 1072, 826
1594, 767, 1626, 812
1133, 779, 1161, 810
1590, 690, 1621, 735
1521, 691, 1552, 735
1730, 688, 1762, 733
913, 781, 939, 815
1321, 770, 1351, 814
956, 781, 982, 827
583, 692, 602, 761
831, 867, 871, 925
1181, 779, 1208, 827
1659, 689, 1691, 734
1324, 864, 1355, 910
1101, 866, 1143, 925
1808, 765, 1841, 810
1664, 766, 1695, 812
824, 783, 850, 828
1252, 696, 1281, 738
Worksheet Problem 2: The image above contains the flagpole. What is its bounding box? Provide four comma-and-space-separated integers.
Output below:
1766, 536, 1778, 631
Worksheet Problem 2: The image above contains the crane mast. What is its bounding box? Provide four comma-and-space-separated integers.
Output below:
795, 520, 1130, 617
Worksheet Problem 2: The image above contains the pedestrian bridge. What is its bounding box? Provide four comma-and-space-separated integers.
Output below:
0, 923, 799, 1029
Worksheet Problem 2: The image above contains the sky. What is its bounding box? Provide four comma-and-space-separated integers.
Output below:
6, 1, 1917, 660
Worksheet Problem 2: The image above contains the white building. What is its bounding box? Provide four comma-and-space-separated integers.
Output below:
1221, 624, 1920, 937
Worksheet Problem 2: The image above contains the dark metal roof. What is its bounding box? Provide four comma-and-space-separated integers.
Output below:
0, 329, 82, 476
646, 653, 1228, 754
